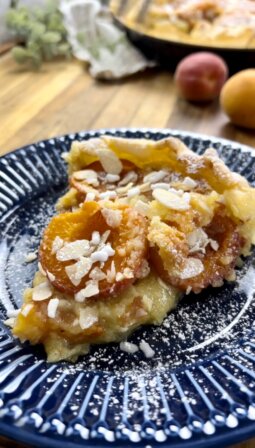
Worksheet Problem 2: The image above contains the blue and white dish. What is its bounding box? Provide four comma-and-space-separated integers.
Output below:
0, 128, 255, 448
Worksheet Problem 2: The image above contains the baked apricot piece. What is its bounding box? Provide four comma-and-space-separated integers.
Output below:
40, 201, 148, 297
149, 205, 243, 294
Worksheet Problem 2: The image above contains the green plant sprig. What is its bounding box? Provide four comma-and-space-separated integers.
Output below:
6, 0, 71, 69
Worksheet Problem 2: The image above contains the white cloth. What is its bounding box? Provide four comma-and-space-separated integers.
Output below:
59, 0, 154, 79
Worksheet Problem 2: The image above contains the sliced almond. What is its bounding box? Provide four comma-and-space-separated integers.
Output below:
56, 240, 91, 261
73, 170, 99, 186
89, 267, 106, 281
152, 188, 190, 211
120, 341, 139, 354
47, 298, 59, 319
133, 200, 150, 216
97, 149, 122, 174
65, 257, 93, 286
21, 303, 33, 317
75, 281, 99, 302
102, 208, 122, 228
182, 177, 197, 189
105, 173, 120, 183
25, 252, 37, 263
178, 258, 204, 280
32, 281, 52, 301
51, 236, 64, 254
118, 171, 138, 186
143, 170, 168, 184
47, 271, 56, 282
79, 307, 98, 329
127, 186, 140, 198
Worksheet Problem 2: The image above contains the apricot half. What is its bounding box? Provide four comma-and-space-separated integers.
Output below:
149, 206, 243, 293
40, 202, 147, 297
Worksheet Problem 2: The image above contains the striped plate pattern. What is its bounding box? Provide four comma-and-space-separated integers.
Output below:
0, 129, 255, 448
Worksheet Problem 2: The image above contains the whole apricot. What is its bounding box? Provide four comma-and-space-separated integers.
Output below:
220, 69, 255, 129
175, 52, 228, 102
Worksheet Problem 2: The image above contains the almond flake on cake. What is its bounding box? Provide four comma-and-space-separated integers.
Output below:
152, 188, 190, 211
51, 236, 64, 254
47, 298, 59, 319
102, 208, 123, 228
56, 240, 91, 261
32, 281, 53, 301
79, 307, 98, 329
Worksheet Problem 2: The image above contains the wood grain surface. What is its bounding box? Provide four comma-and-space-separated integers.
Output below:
0, 52, 255, 448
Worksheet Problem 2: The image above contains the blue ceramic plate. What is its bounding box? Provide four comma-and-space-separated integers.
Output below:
0, 128, 255, 448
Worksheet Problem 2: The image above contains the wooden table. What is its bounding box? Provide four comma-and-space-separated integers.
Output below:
0, 53, 255, 448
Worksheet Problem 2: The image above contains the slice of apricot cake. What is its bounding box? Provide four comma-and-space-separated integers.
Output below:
10, 135, 255, 361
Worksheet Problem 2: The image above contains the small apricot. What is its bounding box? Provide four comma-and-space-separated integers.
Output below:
220, 69, 255, 129
40, 202, 147, 297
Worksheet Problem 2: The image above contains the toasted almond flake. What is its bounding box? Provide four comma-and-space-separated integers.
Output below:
7, 309, 20, 318
116, 272, 124, 282
75, 282, 99, 302
127, 186, 140, 198
32, 281, 52, 301
65, 257, 93, 286
79, 307, 98, 329
123, 267, 133, 279
25, 252, 37, 263
144, 170, 168, 184
89, 267, 106, 281
210, 239, 219, 251
99, 191, 117, 200
179, 258, 204, 280
101, 208, 122, 228
151, 182, 170, 190
118, 171, 138, 186
134, 200, 150, 216
186, 286, 192, 295
91, 231, 100, 245
100, 230, 111, 246
168, 187, 183, 196
47, 271, 55, 282
120, 341, 139, 354
106, 173, 120, 183
91, 243, 115, 263
38, 262, 46, 276
187, 228, 209, 254
47, 298, 59, 319
4, 317, 15, 328
73, 170, 99, 186
21, 303, 33, 317
107, 260, 116, 283
97, 149, 122, 174
116, 182, 134, 195
72, 318, 79, 326
56, 240, 91, 261
183, 177, 197, 189
52, 236, 64, 254
139, 340, 155, 358
152, 188, 190, 211
85, 192, 96, 202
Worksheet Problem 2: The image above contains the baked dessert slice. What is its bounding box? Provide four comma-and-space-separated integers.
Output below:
11, 135, 255, 362
111, 0, 255, 49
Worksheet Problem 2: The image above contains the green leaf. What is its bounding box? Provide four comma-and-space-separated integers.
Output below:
11, 46, 30, 63
41, 31, 62, 44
